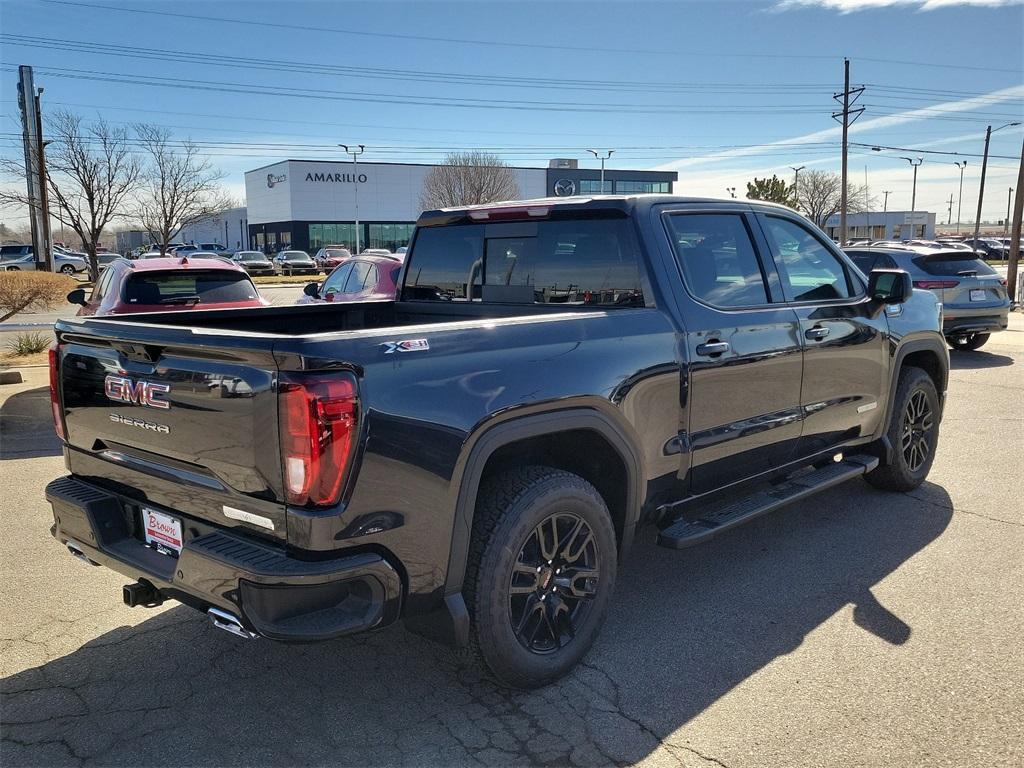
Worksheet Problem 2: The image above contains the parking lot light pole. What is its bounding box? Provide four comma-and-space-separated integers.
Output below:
339, 144, 365, 253
726, 187, 736, 199
900, 157, 923, 238
954, 161, 967, 235
586, 149, 613, 192
973, 122, 1020, 244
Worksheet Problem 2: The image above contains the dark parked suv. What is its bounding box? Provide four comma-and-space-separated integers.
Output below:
845, 245, 1009, 351
46, 196, 948, 688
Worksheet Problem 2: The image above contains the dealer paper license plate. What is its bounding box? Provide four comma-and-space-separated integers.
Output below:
142, 507, 183, 555
970, 289, 987, 302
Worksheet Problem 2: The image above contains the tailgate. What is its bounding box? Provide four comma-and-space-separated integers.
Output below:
56, 323, 287, 540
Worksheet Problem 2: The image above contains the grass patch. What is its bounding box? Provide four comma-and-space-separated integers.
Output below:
5, 332, 52, 356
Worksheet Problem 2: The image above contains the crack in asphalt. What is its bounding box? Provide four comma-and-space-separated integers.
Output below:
903, 490, 1023, 528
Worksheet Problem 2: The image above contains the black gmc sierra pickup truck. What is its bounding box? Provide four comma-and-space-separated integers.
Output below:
46, 196, 948, 688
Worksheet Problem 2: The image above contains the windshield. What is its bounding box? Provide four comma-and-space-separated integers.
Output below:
237, 252, 266, 261
325, 249, 350, 258
124, 271, 259, 305
282, 253, 308, 260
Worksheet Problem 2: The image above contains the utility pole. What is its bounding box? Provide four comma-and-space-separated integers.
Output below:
901, 157, 923, 238
587, 149, 614, 192
882, 189, 892, 238
832, 58, 865, 246
16, 65, 49, 270
974, 122, 1021, 243
947, 194, 954, 226
34, 88, 52, 271
954, 161, 967, 235
339, 144, 365, 253
1007, 134, 1023, 304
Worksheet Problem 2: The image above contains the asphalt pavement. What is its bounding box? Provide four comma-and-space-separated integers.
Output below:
1, 314, 1021, 767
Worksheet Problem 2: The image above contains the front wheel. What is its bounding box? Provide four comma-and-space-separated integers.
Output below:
465, 466, 617, 689
60, 264, 76, 275
947, 332, 989, 351
865, 366, 940, 492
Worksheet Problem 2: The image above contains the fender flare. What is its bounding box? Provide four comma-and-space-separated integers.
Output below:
875, 336, 950, 458
446, 408, 644, 594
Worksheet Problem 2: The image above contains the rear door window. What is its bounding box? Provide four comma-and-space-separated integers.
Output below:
124, 271, 258, 305
912, 253, 996, 277
665, 213, 770, 308
404, 218, 645, 305
345, 261, 374, 293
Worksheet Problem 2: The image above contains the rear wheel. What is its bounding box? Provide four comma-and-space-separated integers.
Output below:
946, 332, 989, 351
465, 466, 617, 689
60, 264, 76, 275
865, 366, 940, 492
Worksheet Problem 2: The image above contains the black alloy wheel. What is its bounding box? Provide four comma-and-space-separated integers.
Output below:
509, 512, 600, 654
901, 389, 934, 472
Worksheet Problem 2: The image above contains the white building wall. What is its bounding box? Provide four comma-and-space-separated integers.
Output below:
245, 160, 547, 225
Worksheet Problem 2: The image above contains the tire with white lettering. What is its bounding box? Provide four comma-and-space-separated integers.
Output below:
464, 466, 616, 689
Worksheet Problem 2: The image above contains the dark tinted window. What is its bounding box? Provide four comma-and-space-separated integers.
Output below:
845, 250, 877, 274
124, 271, 258, 305
406, 218, 644, 306
405, 225, 484, 301
666, 213, 769, 308
912, 253, 996, 277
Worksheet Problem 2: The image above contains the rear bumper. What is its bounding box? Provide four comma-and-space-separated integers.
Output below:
46, 476, 402, 641
943, 310, 1008, 336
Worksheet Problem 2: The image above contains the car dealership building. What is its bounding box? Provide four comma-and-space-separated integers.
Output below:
244, 159, 678, 254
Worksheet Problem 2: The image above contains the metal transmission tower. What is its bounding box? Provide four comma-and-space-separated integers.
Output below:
832, 59, 865, 246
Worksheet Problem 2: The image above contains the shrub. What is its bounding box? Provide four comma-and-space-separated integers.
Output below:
0, 271, 75, 322
5, 332, 52, 356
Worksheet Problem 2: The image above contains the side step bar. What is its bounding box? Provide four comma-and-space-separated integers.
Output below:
657, 454, 879, 550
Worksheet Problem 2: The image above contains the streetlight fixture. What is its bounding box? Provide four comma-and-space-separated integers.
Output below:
726, 187, 736, 199
973, 122, 1021, 243
339, 143, 365, 253
586, 149, 614, 193
953, 161, 968, 235
900, 157, 924, 238
789, 165, 805, 192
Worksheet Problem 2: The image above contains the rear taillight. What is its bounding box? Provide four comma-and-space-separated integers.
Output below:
279, 373, 358, 507
48, 343, 66, 441
913, 280, 960, 289
1000, 278, 1007, 286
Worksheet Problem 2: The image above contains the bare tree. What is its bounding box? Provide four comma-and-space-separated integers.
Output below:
0, 110, 140, 276
419, 151, 520, 210
133, 124, 232, 254
794, 169, 872, 227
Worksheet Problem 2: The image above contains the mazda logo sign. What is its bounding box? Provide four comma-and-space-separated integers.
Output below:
553, 179, 576, 197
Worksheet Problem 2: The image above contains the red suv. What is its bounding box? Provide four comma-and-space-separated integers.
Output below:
67, 256, 267, 316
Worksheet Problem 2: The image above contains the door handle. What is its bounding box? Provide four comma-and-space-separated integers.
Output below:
696, 341, 730, 357
805, 326, 830, 341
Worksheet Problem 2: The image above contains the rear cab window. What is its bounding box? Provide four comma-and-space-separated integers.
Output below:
403, 216, 646, 306
124, 270, 258, 305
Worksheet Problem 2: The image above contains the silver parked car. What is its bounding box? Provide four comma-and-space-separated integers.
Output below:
845, 246, 1010, 351
0, 246, 89, 275
232, 250, 276, 275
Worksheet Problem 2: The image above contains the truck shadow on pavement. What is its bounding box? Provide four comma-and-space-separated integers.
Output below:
1, 483, 953, 767
0, 386, 62, 460
948, 350, 1015, 369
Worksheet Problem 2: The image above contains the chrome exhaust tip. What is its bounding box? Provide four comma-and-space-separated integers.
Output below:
66, 540, 98, 566
207, 607, 257, 639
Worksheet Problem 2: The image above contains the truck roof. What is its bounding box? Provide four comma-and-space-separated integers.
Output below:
419, 194, 795, 225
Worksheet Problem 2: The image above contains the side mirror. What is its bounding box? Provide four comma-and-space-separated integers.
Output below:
868, 269, 912, 305
67, 288, 87, 306
303, 282, 320, 298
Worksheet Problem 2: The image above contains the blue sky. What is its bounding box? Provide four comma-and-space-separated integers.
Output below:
1, 0, 1022, 224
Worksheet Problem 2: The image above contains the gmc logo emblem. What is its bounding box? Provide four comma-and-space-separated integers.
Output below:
104, 375, 171, 410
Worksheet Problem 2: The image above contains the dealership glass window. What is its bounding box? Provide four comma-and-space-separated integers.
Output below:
309, 224, 323, 250
579, 180, 613, 194
614, 180, 669, 194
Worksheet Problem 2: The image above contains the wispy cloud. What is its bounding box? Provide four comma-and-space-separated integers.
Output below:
774, 0, 1023, 12
654, 84, 1024, 171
